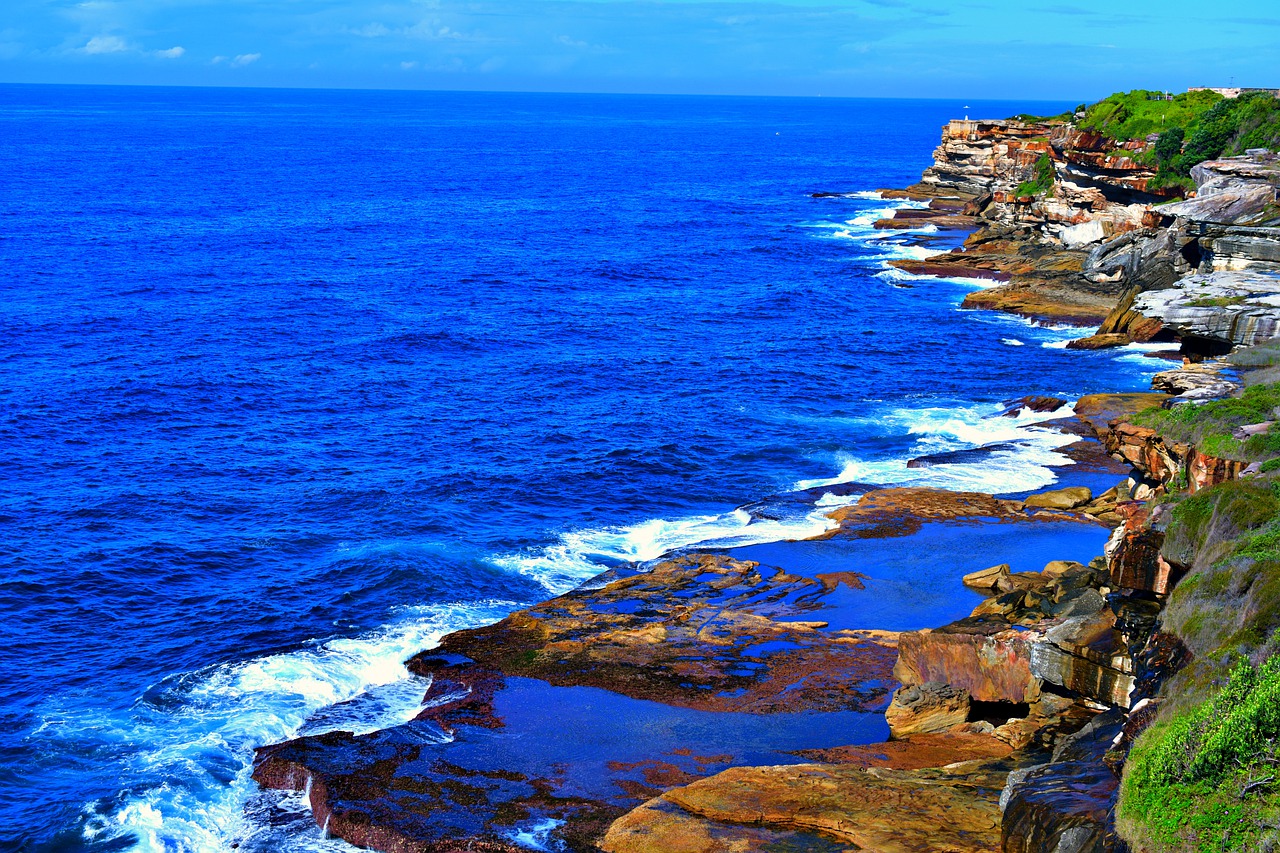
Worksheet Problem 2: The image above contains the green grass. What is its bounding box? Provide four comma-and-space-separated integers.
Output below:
1186, 295, 1249, 309
1120, 657, 1280, 852
1131, 381, 1280, 464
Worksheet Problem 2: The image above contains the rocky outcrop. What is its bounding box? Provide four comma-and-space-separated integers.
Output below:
1131, 270, 1280, 349
895, 621, 1042, 704
1081, 156, 1280, 302
885, 681, 971, 737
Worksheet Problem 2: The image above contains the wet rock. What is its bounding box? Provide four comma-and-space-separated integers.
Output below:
999, 395, 1071, 416
1000, 711, 1127, 853
908, 442, 1020, 468
791, 731, 1014, 769
885, 682, 971, 737
253, 552, 908, 851
1024, 487, 1092, 510
824, 487, 1031, 539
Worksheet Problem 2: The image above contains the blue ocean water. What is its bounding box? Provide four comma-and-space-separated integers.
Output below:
0, 85, 1161, 851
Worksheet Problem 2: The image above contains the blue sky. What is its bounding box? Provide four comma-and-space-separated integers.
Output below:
1, 0, 1276, 98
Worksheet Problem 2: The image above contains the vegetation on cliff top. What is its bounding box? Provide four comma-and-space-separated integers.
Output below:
1013, 88, 1280, 193
1077, 89, 1223, 142
1120, 656, 1280, 852
1130, 380, 1280, 462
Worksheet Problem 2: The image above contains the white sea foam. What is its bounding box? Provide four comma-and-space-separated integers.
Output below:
492, 503, 841, 592
1002, 338, 1025, 346
67, 600, 520, 852
794, 401, 1078, 496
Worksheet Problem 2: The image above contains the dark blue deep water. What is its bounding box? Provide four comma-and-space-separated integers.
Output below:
0, 86, 1159, 850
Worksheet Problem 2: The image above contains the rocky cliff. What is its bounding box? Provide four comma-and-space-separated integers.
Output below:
885, 115, 1280, 346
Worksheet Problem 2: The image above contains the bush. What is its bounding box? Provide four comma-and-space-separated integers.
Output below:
1120, 656, 1280, 851
1170, 91, 1280, 176
1079, 89, 1223, 141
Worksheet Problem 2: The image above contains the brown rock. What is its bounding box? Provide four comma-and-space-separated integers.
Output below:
824, 487, 1030, 539
1072, 393, 1170, 445
1105, 505, 1178, 594
1041, 560, 1086, 579
601, 760, 1009, 853
1065, 333, 1131, 350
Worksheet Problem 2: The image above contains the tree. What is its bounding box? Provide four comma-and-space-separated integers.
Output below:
1154, 127, 1185, 166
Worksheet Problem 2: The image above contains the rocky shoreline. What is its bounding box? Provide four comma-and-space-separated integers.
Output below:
252, 110, 1280, 852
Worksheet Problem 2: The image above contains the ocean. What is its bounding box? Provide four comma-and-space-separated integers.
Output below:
0, 85, 1159, 851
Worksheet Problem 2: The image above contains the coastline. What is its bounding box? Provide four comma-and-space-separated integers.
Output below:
249, 108, 1280, 852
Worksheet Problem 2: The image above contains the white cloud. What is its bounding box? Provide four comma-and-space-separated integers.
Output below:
231, 53, 260, 67
81, 34, 127, 54
400, 60, 418, 69
155, 46, 184, 59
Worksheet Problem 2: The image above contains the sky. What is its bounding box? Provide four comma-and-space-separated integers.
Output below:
0, 0, 1276, 99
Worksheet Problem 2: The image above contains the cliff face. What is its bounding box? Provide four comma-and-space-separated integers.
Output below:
914, 118, 1164, 246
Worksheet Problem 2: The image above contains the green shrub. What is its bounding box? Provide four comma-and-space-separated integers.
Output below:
1154, 127, 1186, 165
1120, 657, 1280, 851
1015, 153, 1056, 197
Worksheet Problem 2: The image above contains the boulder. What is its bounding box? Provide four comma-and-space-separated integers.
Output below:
963, 563, 1012, 591
885, 682, 971, 738
1031, 611, 1135, 708
1042, 560, 1087, 579
895, 621, 1042, 704
1024, 487, 1092, 510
